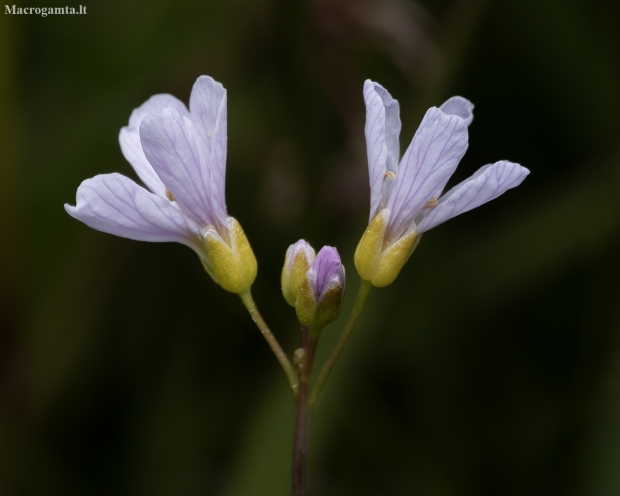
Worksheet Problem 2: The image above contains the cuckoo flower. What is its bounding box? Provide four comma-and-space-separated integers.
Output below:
65, 76, 257, 293
355, 80, 529, 287
296, 246, 346, 328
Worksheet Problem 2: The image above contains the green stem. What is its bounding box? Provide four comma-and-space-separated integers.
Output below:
239, 288, 299, 394
308, 280, 374, 407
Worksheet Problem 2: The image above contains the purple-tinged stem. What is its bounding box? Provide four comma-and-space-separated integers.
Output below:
291, 325, 317, 496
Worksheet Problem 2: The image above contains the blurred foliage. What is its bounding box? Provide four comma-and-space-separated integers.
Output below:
2, 0, 620, 494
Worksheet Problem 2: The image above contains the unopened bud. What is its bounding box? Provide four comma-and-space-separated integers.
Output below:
296, 246, 345, 328
281, 240, 316, 306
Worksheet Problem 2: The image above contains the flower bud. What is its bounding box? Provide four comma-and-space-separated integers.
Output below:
295, 246, 345, 328
354, 208, 418, 287
281, 240, 316, 306
201, 217, 257, 293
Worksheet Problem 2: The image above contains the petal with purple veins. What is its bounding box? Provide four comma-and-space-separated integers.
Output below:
119, 94, 189, 197
309, 246, 345, 303
416, 160, 530, 233
386, 106, 468, 242
189, 76, 227, 145
439, 96, 474, 127
371, 82, 402, 204
189, 76, 228, 226
64, 173, 201, 247
207, 90, 228, 223
363, 80, 389, 220
140, 107, 227, 229
370, 83, 401, 174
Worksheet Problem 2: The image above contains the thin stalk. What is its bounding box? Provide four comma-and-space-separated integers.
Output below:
291, 325, 318, 496
291, 379, 310, 496
239, 288, 298, 393
308, 280, 374, 407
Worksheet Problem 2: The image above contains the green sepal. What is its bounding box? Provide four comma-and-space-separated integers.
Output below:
295, 276, 344, 328
354, 208, 419, 287
282, 249, 314, 307
370, 230, 418, 287
354, 209, 388, 281
201, 217, 257, 294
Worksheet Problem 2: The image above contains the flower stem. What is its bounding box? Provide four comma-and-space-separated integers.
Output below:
291, 325, 318, 496
239, 288, 298, 394
292, 377, 310, 496
308, 280, 374, 407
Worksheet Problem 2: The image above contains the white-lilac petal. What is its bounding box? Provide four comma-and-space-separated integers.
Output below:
363, 80, 390, 220
64, 173, 201, 246
416, 160, 530, 233
119, 94, 189, 197
372, 83, 402, 207
439, 96, 474, 127
308, 246, 345, 302
189, 76, 227, 147
386, 107, 468, 241
370, 83, 401, 175
140, 107, 227, 229
207, 90, 228, 224
188, 76, 228, 227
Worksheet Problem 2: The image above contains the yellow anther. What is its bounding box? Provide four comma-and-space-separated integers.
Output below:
165, 189, 176, 202
385, 171, 396, 180
423, 197, 438, 209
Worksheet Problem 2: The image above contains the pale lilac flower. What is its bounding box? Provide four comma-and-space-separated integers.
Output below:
296, 246, 346, 327
356, 80, 529, 286
65, 76, 257, 293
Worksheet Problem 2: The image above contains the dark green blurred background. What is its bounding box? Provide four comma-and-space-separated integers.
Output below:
2, 0, 620, 494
